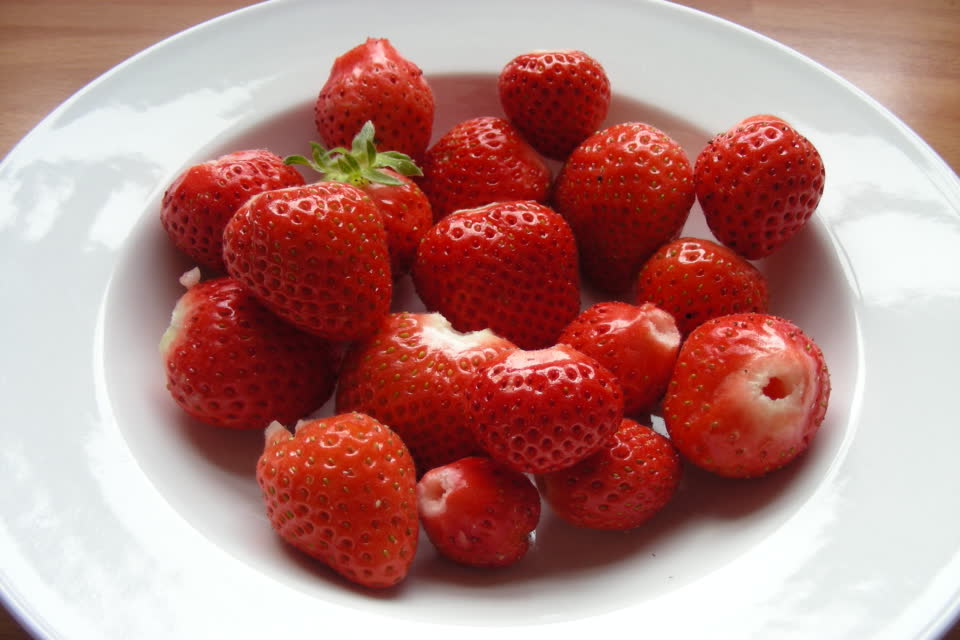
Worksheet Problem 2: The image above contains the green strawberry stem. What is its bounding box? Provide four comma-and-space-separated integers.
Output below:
285, 121, 422, 187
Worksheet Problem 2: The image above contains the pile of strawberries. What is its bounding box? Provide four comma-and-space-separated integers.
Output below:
158, 38, 831, 589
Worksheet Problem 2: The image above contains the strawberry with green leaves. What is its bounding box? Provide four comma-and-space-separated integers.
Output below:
695, 115, 825, 259
161, 150, 304, 271
286, 122, 433, 275
159, 273, 336, 429
222, 180, 391, 342
553, 122, 696, 293
412, 200, 581, 349
257, 414, 419, 588
466, 344, 624, 474
336, 312, 516, 475
663, 313, 831, 478
418, 116, 552, 220
635, 237, 769, 337
499, 49, 611, 160
537, 419, 682, 530
315, 38, 434, 160
418, 456, 540, 568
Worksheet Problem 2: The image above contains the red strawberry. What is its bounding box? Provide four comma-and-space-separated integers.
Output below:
336, 312, 516, 474
160, 150, 304, 271
466, 344, 624, 474
315, 38, 434, 160
159, 274, 336, 429
553, 122, 696, 293
256, 414, 419, 588
498, 49, 611, 160
634, 237, 769, 337
537, 419, 681, 530
418, 116, 552, 220
417, 456, 540, 568
286, 122, 433, 275
663, 313, 831, 478
362, 170, 432, 275
222, 182, 392, 341
412, 200, 580, 349
694, 115, 826, 259
558, 302, 680, 415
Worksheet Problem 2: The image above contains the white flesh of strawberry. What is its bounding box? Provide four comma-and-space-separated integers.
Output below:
157, 295, 189, 358
264, 420, 292, 447
417, 464, 463, 520
419, 312, 505, 351
638, 305, 681, 351
179, 266, 201, 288
158, 269, 200, 357
714, 347, 819, 444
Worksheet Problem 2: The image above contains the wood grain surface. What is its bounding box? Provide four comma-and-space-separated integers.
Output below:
1, 1, 958, 638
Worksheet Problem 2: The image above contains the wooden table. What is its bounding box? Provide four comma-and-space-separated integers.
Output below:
0, 1, 957, 638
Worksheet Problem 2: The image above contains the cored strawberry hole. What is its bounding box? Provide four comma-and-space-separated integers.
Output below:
417, 471, 452, 517
762, 376, 790, 400
102, 72, 858, 625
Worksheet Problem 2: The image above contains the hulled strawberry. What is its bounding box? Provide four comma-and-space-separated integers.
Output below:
466, 344, 624, 474
159, 273, 336, 429
695, 115, 826, 259
418, 116, 552, 220
634, 237, 769, 337
663, 313, 831, 478
286, 122, 432, 275
160, 150, 304, 271
412, 200, 580, 349
553, 122, 696, 293
222, 182, 391, 342
315, 38, 434, 160
498, 49, 611, 160
257, 414, 419, 588
537, 419, 682, 530
336, 312, 516, 474
417, 456, 540, 568
558, 302, 680, 415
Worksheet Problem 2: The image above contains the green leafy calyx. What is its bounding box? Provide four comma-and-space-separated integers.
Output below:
285, 121, 422, 187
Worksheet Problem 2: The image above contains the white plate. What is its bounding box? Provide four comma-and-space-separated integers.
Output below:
2, 1, 960, 638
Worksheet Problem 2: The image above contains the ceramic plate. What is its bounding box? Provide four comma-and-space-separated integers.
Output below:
2, 1, 959, 638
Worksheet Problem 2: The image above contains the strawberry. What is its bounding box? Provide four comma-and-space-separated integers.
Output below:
361, 170, 431, 276
694, 115, 826, 259
412, 200, 581, 349
160, 150, 304, 271
286, 121, 432, 275
553, 122, 696, 293
315, 38, 434, 161
634, 237, 769, 337
466, 344, 624, 474
663, 313, 831, 478
417, 456, 540, 568
159, 273, 336, 429
336, 312, 516, 474
221, 181, 392, 342
256, 414, 419, 588
558, 301, 680, 415
418, 116, 552, 220
537, 419, 681, 530
498, 49, 611, 160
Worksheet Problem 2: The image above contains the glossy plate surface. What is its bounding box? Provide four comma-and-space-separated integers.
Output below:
2, 1, 960, 638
